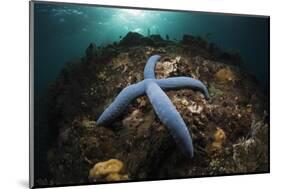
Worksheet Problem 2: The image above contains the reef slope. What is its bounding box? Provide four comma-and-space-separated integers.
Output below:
40, 32, 268, 186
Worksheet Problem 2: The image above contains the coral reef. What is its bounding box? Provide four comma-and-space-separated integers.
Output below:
42, 32, 269, 186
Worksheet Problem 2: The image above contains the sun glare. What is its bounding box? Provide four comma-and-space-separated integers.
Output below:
123, 9, 143, 16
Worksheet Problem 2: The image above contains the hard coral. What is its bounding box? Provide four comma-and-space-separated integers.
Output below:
88, 159, 128, 182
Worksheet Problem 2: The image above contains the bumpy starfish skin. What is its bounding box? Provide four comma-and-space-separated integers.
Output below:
96, 55, 209, 157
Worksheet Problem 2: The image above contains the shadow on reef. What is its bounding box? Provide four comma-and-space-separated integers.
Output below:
36, 32, 269, 187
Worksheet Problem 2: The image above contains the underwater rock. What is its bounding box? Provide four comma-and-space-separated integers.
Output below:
208, 42, 221, 55
150, 34, 164, 42
218, 51, 241, 65
149, 34, 167, 47
85, 43, 97, 60
119, 32, 169, 47
85, 43, 117, 63
119, 32, 145, 47
181, 34, 208, 49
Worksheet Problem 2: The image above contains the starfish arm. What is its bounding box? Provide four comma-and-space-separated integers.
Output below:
96, 81, 146, 126
156, 77, 210, 100
143, 55, 161, 79
145, 81, 194, 157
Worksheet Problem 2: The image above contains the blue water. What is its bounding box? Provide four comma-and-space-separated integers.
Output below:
34, 2, 269, 96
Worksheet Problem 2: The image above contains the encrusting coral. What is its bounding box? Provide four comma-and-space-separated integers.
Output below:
89, 159, 128, 182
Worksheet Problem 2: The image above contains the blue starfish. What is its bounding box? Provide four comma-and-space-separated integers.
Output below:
96, 55, 209, 157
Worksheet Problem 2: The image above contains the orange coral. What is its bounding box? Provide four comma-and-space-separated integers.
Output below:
89, 159, 128, 182
215, 68, 235, 83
